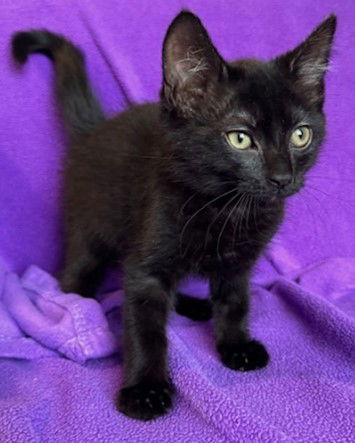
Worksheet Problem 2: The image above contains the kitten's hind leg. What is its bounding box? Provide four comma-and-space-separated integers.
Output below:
175, 293, 212, 321
60, 233, 115, 297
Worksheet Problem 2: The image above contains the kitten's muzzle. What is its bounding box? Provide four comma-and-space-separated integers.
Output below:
267, 173, 292, 189
266, 174, 302, 198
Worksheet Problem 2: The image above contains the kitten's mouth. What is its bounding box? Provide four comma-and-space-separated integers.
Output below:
265, 183, 302, 200
273, 185, 302, 199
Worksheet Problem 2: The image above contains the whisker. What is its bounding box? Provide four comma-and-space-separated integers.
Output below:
307, 175, 355, 184
306, 184, 355, 207
179, 180, 239, 217
232, 193, 248, 247
252, 195, 261, 234
179, 193, 199, 216
299, 190, 321, 247
115, 154, 177, 160
237, 193, 249, 241
203, 190, 243, 251
244, 194, 253, 231
302, 188, 331, 223
179, 187, 239, 257
216, 193, 242, 261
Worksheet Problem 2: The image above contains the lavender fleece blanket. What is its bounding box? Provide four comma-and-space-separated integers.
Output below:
1, 0, 354, 441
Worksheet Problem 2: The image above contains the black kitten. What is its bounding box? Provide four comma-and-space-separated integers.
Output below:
12, 11, 336, 421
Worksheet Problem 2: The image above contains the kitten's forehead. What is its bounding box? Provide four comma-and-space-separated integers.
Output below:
227, 59, 304, 130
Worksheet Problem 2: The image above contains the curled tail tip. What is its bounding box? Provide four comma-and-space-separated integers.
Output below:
12, 30, 58, 63
11, 29, 104, 138
12, 31, 34, 63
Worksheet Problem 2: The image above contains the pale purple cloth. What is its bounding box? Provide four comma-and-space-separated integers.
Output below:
0, 265, 118, 361
1, 0, 354, 441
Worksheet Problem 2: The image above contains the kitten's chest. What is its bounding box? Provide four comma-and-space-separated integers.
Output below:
178, 197, 283, 273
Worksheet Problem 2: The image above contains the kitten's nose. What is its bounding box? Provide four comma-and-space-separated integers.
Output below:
268, 174, 292, 189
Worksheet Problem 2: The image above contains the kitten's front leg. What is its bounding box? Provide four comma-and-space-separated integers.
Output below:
211, 271, 269, 371
117, 265, 174, 421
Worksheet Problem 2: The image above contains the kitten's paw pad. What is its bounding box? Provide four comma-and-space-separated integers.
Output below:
218, 340, 269, 371
117, 382, 173, 421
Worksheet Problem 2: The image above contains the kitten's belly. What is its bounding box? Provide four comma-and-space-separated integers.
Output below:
194, 251, 239, 275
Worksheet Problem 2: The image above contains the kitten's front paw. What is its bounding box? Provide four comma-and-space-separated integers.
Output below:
117, 381, 173, 421
218, 340, 269, 371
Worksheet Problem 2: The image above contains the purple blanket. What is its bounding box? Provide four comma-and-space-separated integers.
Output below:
1, 0, 354, 441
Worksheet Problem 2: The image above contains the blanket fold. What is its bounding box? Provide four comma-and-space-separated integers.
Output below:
0, 265, 118, 362
0, 256, 353, 442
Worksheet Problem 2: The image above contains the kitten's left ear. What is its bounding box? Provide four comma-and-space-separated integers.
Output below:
161, 11, 228, 118
277, 15, 337, 109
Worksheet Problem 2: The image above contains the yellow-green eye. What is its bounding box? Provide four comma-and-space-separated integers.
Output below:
291, 126, 312, 148
226, 131, 252, 150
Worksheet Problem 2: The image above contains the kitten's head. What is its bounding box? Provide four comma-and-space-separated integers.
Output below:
160, 11, 336, 199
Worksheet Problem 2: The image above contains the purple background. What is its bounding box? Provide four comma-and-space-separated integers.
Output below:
1, 0, 355, 274
0, 1, 354, 442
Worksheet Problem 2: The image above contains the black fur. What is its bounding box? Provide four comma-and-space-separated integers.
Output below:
12, 11, 336, 421
12, 30, 104, 138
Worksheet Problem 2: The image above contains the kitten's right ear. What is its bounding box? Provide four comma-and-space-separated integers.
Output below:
276, 15, 337, 109
161, 11, 227, 119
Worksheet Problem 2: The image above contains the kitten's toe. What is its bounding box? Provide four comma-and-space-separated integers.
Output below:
117, 381, 173, 421
218, 340, 269, 371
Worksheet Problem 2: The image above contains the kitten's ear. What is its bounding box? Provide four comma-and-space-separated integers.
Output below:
277, 15, 337, 109
162, 11, 227, 118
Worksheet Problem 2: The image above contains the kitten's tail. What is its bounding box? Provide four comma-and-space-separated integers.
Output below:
12, 30, 104, 139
